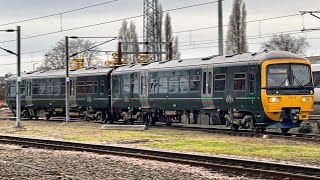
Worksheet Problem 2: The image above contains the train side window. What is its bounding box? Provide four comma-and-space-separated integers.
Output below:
32, 83, 39, 95
140, 76, 144, 95
169, 76, 178, 93
21, 82, 25, 96
131, 75, 138, 94
86, 81, 94, 94
39, 83, 46, 95
94, 81, 98, 94
234, 73, 246, 91
180, 76, 189, 93
208, 72, 212, 94
53, 82, 61, 95
101, 80, 105, 94
61, 82, 65, 95
69, 80, 73, 95
214, 74, 226, 92
190, 75, 200, 92
159, 77, 168, 93
149, 78, 158, 94
10, 82, 16, 97
202, 72, 207, 94
123, 78, 130, 93
47, 82, 53, 95
77, 81, 85, 94
313, 72, 320, 88
250, 68, 255, 94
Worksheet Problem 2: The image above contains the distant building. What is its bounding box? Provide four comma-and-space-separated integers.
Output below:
306, 56, 320, 64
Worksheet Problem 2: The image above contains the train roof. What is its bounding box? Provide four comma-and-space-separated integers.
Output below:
113, 50, 308, 74
7, 66, 113, 80
311, 63, 320, 72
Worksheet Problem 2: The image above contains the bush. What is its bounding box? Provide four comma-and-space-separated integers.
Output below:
298, 122, 313, 134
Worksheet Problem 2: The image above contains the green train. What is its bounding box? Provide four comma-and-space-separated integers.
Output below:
6, 50, 314, 133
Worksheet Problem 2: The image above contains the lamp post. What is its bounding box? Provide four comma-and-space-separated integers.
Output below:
0, 26, 21, 128
64, 36, 116, 123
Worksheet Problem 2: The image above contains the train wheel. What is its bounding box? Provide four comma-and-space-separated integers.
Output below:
281, 128, 290, 134
231, 124, 239, 131
166, 117, 172, 126
45, 115, 51, 121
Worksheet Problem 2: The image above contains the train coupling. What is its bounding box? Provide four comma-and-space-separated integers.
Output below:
280, 108, 300, 122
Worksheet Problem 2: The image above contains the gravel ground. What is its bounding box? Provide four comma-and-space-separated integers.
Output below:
0, 144, 253, 180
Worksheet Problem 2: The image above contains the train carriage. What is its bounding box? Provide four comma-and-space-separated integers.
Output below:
112, 51, 314, 132
6, 67, 113, 121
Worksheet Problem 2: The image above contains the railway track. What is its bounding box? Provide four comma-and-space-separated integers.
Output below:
1, 115, 320, 143
153, 124, 320, 144
0, 134, 319, 180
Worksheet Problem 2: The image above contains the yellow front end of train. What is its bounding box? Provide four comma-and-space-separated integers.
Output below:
261, 59, 314, 125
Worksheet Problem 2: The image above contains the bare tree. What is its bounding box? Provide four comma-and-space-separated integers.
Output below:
119, 20, 129, 53
225, 0, 248, 55
173, 36, 181, 59
128, 21, 140, 63
164, 13, 173, 60
43, 39, 101, 70
261, 34, 309, 55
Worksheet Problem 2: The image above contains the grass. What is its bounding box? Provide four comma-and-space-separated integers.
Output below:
0, 119, 319, 164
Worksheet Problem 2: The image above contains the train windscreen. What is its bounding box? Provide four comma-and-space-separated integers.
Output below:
267, 64, 312, 88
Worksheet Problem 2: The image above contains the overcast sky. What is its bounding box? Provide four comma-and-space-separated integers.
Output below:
0, 0, 319, 75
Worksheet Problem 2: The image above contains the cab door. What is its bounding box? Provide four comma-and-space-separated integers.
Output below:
201, 67, 214, 109
139, 72, 150, 108
25, 79, 33, 106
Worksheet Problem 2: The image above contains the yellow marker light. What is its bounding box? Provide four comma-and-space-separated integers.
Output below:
302, 97, 311, 102
268, 97, 281, 103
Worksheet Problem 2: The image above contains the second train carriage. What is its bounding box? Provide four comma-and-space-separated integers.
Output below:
112, 51, 314, 132
6, 67, 112, 121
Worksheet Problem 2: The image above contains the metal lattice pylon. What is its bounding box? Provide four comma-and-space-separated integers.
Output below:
143, 0, 162, 61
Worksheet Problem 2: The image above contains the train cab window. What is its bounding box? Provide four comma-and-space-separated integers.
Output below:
159, 77, 168, 93
94, 81, 98, 94
202, 72, 207, 94
190, 75, 200, 92
250, 68, 255, 94
149, 78, 158, 94
234, 73, 246, 91
86, 81, 94, 94
39, 83, 46, 95
53, 82, 61, 95
77, 81, 85, 94
101, 81, 105, 94
33, 83, 39, 95
61, 82, 65, 95
208, 72, 212, 94
179, 76, 189, 93
169, 76, 178, 93
214, 74, 226, 92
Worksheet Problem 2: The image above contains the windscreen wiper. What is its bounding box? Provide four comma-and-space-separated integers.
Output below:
292, 75, 305, 89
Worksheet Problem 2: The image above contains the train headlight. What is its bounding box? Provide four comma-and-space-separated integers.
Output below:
310, 90, 314, 95
268, 97, 281, 103
302, 97, 311, 102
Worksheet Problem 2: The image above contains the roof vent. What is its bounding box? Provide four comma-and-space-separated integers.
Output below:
225, 54, 236, 58
202, 55, 220, 60
178, 60, 183, 63
141, 62, 151, 66
159, 60, 170, 64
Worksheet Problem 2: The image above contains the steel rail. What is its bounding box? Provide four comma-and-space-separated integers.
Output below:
153, 125, 320, 144
0, 134, 319, 180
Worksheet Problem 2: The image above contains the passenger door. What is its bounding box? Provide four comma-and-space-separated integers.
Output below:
201, 67, 214, 109
139, 72, 150, 108
69, 77, 77, 107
